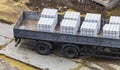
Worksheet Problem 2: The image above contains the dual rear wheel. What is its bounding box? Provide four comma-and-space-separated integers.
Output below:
35, 41, 51, 55
63, 47, 79, 58
35, 41, 79, 58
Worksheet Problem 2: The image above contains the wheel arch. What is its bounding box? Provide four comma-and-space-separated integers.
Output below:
62, 44, 80, 52
36, 41, 52, 49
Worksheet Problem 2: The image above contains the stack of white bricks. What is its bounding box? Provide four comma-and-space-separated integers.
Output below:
37, 8, 58, 32
80, 22, 98, 37
84, 13, 101, 33
37, 18, 56, 32
60, 11, 80, 35
64, 11, 80, 26
60, 19, 79, 35
103, 24, 119, 39
109, 16, 120, 32
41, 8, 58, 24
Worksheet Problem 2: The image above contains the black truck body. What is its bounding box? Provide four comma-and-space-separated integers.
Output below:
14, 11, 120, 59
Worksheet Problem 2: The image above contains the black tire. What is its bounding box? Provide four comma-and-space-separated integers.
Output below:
63, 47, 79, 58
36, 42, 51, 55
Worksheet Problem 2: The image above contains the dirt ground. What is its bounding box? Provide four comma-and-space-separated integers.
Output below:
0, 0, 29, 24
26, 0, 120, 17
0, 60, 19, 70
0, 0, 119, 24
25, 0, 106, 13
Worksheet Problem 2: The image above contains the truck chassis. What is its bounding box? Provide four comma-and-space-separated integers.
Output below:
14, 11, 120, 59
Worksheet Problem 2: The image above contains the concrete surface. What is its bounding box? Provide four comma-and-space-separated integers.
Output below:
0, 22, 19, 70
0, 36, 12, 47
0, 23, 14, 38
0, 22, 13, 47
0, 40, 78, 70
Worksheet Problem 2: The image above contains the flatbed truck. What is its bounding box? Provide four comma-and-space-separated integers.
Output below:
14, 11, 120, 59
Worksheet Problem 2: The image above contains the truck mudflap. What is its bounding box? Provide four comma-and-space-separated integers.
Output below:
15, 38, 21, 47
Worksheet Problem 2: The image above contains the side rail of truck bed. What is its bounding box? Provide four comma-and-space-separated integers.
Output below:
14, 11, 120, 48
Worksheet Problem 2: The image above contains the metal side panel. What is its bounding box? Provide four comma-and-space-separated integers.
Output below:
14, 29, 58, 41
100, 38, 120, 48
78, 36, 100, 45
58, 34, 120, 48
57, 34, 100, 46
14, 29, 120, 48
24, 11, 41, 20
57, 34, 78, 43
14, 11, 24, 29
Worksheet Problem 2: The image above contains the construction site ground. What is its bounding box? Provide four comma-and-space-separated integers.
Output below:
0, 0, 120, 70
0, 0, 120, 24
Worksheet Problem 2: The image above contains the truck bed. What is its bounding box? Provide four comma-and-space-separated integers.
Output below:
20, 20, 37, 30
19, 18, 103, 36
14, 11, 120, 48
20, 19, 61, 32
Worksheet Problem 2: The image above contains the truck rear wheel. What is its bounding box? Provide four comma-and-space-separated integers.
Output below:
62, 45, 79, 58
35, 41, 52, 55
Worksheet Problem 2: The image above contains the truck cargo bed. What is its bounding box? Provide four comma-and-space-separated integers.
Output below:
14, 11, 120, 48
20, 19, 61, 32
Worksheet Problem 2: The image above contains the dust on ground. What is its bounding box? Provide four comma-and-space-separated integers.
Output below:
70, 57, 120, 70
0, 60, 19, 70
